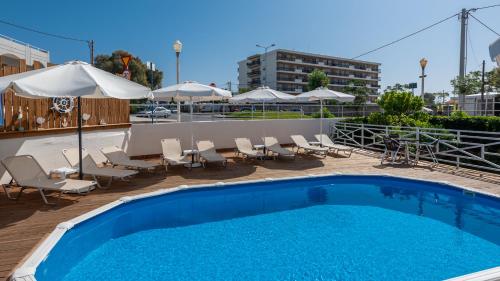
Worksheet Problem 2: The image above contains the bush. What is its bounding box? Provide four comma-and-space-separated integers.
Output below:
312, 107, 335, 118
359, 112, 432, 127
377, 90, 424, 115
450, 110, 470, 119
429, 115, 500, 132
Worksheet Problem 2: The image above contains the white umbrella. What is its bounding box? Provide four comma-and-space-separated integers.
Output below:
0, 60, 152, 178
153, 81, 231, 102
153, 81, 231, 167
296, 87, 355, 144
229, 86, 295, 118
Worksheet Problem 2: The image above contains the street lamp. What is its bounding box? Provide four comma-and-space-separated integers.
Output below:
256, 43, 275, 87
419, 58, 428, 98
173, 40, 183, 122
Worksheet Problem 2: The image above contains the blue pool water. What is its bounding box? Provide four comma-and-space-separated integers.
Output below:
35, 176, 500, 281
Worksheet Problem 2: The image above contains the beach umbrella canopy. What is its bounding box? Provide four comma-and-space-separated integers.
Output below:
229, 86, 295, 103
229, 86, 295, 119
153, 81, 231, 102
295, 87, 355, 103
0, 60, 152, 179
296, 87, 355, 144
153, 81, 231, 167
0, 61, 152, 99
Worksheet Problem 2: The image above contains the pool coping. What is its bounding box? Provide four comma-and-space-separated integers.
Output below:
9, 172, 500, 281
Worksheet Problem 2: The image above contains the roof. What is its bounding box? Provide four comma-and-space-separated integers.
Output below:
271, 49, 381, 66
465, 92, 500, 98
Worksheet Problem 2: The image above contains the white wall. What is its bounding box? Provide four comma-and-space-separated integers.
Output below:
0, 128, 130, 184
127, 119, 333, 156
0, 119, 334, 184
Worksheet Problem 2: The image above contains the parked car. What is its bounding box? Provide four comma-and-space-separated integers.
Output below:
137, 107, 172, 118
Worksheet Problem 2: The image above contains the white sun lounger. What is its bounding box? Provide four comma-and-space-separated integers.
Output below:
1, 155, 96, 205
196, 140, 227, 168
62, 148, 138, 188
161, 138, 192, 171
291, 135, 328, 157
100, 146, 159, 171
234, 138, 265, 160
262, 137, 295, 159
315, 134, 354, 157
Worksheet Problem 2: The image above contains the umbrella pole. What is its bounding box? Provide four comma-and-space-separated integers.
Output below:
320, 99, 323, 146
77, 96, 83, 180
263, 101, 265, 120
190, 97, 194, 151
177, 101, 181, 122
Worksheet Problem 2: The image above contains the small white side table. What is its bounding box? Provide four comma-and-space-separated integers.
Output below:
253, 144, 267, 155
183, 149, 202, 168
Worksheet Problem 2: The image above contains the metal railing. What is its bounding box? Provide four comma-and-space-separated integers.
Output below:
129, 103, 382, 123
331, 122, 500, 172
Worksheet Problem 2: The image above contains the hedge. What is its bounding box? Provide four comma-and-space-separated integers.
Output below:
343, 115, 500, 132
429, 116, 500, 132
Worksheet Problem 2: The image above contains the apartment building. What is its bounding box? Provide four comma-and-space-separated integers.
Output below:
238, 49, 381, 95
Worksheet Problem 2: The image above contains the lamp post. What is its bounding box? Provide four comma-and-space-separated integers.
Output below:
419, 58, 428, 98
256, 43, 275, 87
173, 40, 183, 122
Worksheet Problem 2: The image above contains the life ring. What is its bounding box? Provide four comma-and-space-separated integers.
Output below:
52, 97, 75, 114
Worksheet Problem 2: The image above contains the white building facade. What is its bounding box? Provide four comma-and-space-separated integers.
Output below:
238, 49, 381, 95
0, 34, 50, 68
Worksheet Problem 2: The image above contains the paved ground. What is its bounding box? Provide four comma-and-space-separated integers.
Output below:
0, 149, 499, 280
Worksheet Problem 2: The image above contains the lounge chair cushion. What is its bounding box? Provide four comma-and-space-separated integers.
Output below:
101, 146, 158, 169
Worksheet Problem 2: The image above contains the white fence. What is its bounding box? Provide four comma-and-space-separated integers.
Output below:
331, 122, 500, 173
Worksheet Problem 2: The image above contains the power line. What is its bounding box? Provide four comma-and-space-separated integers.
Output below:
468, 14, 500, 36
0, 18, 89, 43
473, 4, 500, 11
351, 13, 459, 59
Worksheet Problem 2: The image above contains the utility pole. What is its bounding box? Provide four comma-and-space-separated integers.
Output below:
226, 81, 232, 92
256, 43, 276, 87
89, 40, 94, 65
481, 60, 485, 116
458, 8, 468, 110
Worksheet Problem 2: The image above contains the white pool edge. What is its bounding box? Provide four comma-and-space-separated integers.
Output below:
10, 173, 500, 281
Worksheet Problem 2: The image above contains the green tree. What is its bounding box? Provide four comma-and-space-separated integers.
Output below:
423, 92, 436, 106
488, 67, 500, 91
384, 83, 410, 92
343, 79, 369, 104
377, 90, 424, 115
238, 88, 251, 94
450, 71, 482, 97
94, 50, 163, 89
307, 69, 329, 91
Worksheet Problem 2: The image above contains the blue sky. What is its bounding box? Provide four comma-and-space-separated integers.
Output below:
1, 0, 499, 93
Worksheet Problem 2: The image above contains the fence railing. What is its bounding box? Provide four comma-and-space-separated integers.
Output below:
129, 103, 381, 123
331, 122, 500, 173
129, 100, 500, 123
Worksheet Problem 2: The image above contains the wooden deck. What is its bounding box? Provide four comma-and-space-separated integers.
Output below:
1, 150, 499, 280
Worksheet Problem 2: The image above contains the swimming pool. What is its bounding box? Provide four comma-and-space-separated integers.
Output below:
14, 175, 500, 281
